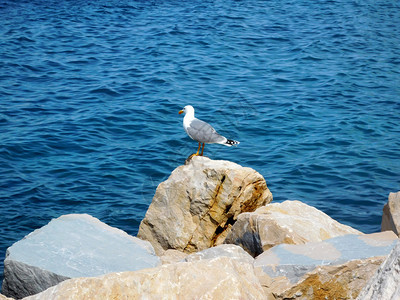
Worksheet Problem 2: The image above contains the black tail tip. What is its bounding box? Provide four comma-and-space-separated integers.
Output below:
226, 139, 240, 146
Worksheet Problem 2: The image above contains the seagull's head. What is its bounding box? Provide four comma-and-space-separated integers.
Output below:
179, 105, 194, 115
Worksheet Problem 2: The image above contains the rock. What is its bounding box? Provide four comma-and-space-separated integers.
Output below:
137, 156, 273, 255
381, 191, 400, 235
160, 249, 188, 265
2, 214, 160, 299
273, 257, 385, 300
224, 200, 362, 257
254, 231, 398, 299
160, 244, 254, 266
356, 241, 400, 300
0, 294, 14, 300
24, 257, 265, 300
184, 244, 254, 265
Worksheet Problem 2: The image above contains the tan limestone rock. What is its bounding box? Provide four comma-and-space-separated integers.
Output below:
381, 191, 400, 235
224, 200, 362, 256
137, 156, 272, 255
24, 257, 265, 300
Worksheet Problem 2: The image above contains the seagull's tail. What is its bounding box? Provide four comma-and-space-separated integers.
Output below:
225, 139, 240, 147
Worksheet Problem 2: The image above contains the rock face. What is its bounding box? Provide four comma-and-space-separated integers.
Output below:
137, 156, 273, 255
356, 241, 400, 300
24, 257, 265, 300
254, 231, 398, 300
224, 200, 362, 257
381, 191, 400, 235
2, 214, 160, 299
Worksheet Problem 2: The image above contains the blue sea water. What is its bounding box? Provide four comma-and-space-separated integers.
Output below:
1, 0, 400, 288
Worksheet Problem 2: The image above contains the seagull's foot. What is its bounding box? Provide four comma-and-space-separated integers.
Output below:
188, 153, 199, 159
185, 153, 202, 165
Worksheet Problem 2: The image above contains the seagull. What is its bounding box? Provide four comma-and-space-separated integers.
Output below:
179, 105, 240, 156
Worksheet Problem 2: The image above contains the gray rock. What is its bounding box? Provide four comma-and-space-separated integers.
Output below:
2, 214, 160, 299
254, 231, 398, 283
381, 191, 400, 235
356, 241, 400, 300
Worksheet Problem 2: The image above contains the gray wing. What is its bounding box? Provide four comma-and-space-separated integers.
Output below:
186, 118, 226, 144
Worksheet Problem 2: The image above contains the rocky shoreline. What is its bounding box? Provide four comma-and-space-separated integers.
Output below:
1, 156, 399, 299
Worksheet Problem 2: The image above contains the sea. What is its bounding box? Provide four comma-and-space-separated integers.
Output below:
1, 0, 399, 288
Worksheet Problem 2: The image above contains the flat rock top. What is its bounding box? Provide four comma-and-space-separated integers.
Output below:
184, 156, 244, 168
177, 156, 261, 181
6, 214, 160, 278
255, 231, 398, 269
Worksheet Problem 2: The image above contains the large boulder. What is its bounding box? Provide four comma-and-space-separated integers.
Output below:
356, 241, 400, 300
254, 231, 398, 299
2, 214, 160, 299
138, 156, 273, 255
381, 191, 400, 235
24, 257, 265, 300
224, 200, 362, 257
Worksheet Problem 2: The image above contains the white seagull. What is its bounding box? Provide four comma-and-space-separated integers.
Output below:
179, 105, 240, 156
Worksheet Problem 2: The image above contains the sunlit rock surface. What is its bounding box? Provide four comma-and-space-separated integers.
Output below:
24, 257, 265, 300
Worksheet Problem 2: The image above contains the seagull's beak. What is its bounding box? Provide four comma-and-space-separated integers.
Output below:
179, 110, 183, 114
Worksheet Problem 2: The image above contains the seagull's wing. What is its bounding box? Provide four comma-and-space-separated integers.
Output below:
186, 118, 227, 144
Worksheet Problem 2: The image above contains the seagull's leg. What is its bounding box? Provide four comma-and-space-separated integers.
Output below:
200, 143, 205, 156
186, 143, 202, 161
195, 142, 201, 156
